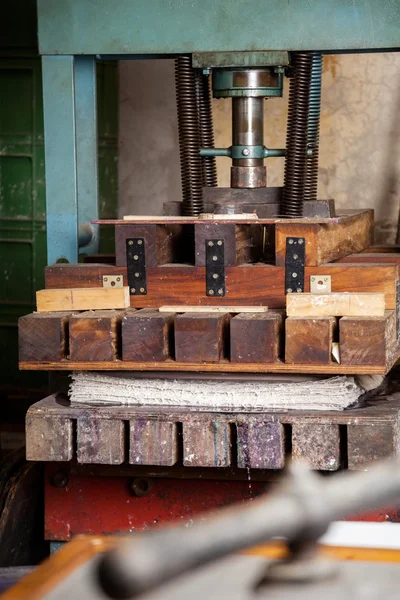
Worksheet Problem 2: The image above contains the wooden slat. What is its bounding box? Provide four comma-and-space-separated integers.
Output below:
18, 312, 72, 362
175, 313, 231, 363
129, 420, 178, 466
36, 287, 130, 312
285, 317, 337, 364
236, 420, 285, 469
275, 210, 373, 266
230, 311, 283, 363
286, 293, 385, 317
182, 421, 231, 467
69, 310, 125, 361
159, 306, 268, 313
77, 418, 124, 464
340, 311, 397, 366
348, 423, 398, 470
122, 309, 174, 361
292, 423, 341, 470
194, 223, 262, 266
25, 414, 73, 462
44, 263, 399, 311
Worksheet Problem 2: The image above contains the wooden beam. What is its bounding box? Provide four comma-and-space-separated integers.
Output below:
285, 317, 337, 364
230, 311, 283, 363
18, 312, 73, 362
69, 310, 126, 361
174, 313, 231, 362
36, 287, 130, 311
122, 309, 175, 361
159, 306, 268, 313
286, 293, 385, 317
340, 311, 397, 366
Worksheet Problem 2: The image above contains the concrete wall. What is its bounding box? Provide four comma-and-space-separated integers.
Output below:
119, 54, 400, 242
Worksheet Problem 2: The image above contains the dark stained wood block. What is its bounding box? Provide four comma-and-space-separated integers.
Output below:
115, 223, 179, 267
18, 311, 73, 362
230, 311, 283, 363
69, 310, 126, 362
285, 316, 337, 364
122, 309, 174, 361
77, 418, 124, 464
175, 312, 231, 362
348, 423, 398, 470
236, 419, 285, 469
340, 311, 397, 366
275, 210, 373, 266
25, 414, 73, 462
182, 421, 231, 467
130, 419, 178, 466
194, 222, 262, 266
292, 422, 340, 470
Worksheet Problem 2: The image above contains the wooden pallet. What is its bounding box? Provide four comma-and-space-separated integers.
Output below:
26, 393, 400, 471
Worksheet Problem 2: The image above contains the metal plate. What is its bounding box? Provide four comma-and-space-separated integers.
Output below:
206, 239, 225, 297
126, 238, 147, 295
285, 237, 305, 294
310, 275, 331, 294
102, 275, 123, 288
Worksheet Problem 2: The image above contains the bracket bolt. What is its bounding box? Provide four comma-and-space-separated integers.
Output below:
213, 273, 219, 279
51, 471, 69, 489
128, 240, 134, 246
287, 288, 293, 293
242, 148, 250, 156
293, 254, 298, 260
288, 239, 294, 244
208, 241, 214, 247
133, 255, 139, 260
116, 277, 121, 282
292, 272, 297, 278
131, 288, 136, 293
103, 277, 108, 282
218, 288, 224, 295
297, 287, 302, 292
217, 240, 223, 246
140, 287, 145, 293
209, 289, 214, 295
298, 239, 304, 245
135, 272, 140, 277
137, 240, 143, 245
212, 255, 218, 261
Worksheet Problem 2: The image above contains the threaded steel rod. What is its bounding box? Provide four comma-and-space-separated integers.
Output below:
175, 56, 204, 216
304, 52, 323, 202
196, 72, 217, 188
281, 53, 313, 217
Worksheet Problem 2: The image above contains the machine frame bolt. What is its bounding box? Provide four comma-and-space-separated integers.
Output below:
242, 148, 250, 156
51, 471, 69, 489
130, 478, 153, 497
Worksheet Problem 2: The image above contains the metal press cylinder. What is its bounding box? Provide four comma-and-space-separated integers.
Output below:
231, 97, 266, 188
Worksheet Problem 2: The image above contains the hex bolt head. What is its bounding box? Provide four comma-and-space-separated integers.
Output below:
218, 288, 224, 295
287, 288, 293, 293
288, 239, 294, 244
298, 239, 304, 245
51, 471, 69, 489
242, 148, 250, 156
209, 289, 214, 295
131, 288, 136, 294
208, 241, 214, 247
297, 288, 302, 293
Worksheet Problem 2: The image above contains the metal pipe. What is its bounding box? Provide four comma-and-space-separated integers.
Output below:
231, 97, 266, 188
98, 458, 400, 599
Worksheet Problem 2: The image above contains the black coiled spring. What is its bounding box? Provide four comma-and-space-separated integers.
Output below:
281, 52, 313, 217
304, 52, 323, 202
175, 56, 204, 216
196, 72, 217, 188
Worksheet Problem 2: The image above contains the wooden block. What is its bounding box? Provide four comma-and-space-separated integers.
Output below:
275, 209, 373, 266
286, 293, 385, 317
175, 313, 230, 362
129, 420, 178, 466
292, 423, 340, 470
285, 317, 336, 364
159, 305, 268, 313
348, 422, 398, 470
115, 223, 179, 267
69, 310, 125, 361
77, 418, 124, 464
236, 420, 285, 469
122, 309, 174, 361
36, 287, 130, 312
340, 311, 397, 366
183, 421, 231, 467
26, 414, 73, 462
231, 311, 283, 363
44, 263, 399, 312
194, 223, 262, 266
18, 312, 72, 362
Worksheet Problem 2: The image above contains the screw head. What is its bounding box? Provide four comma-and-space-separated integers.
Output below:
218, 288, 224, 295
135, 272, 140, 277
298, 239, 304, 245
133, 255, 139, 260
212, 273, 219, 279
212, 255, 218, 261
292, 272, 297, 278
296, 287, 302, 293
131, 288, 136, 293
288, 239, 294, 244
293, 254, 298, 260
324, 277, 328, 282
242, 148, 250, 156
208, 289, 214, 295
116, 277, 121, 282
311, 277, 315, 282
287, 288, 293, 293
103, 277, 108, 282
139, 287, 145, 293
137, 239, 143, 245
208, 241, 214, 247
217, 240, 223, 246
128, 240, 134, 246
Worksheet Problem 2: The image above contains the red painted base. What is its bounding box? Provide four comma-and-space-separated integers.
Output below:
44, 464, 400, 541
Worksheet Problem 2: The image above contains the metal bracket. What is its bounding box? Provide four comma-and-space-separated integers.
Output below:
126, 238, 147, 295
285, 237, 305, 294
310, 275, 331, 294
206, 239, 225, 297
102, 275, 123, 288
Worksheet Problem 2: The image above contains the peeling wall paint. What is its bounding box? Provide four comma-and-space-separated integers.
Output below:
119, 53, 400, 242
